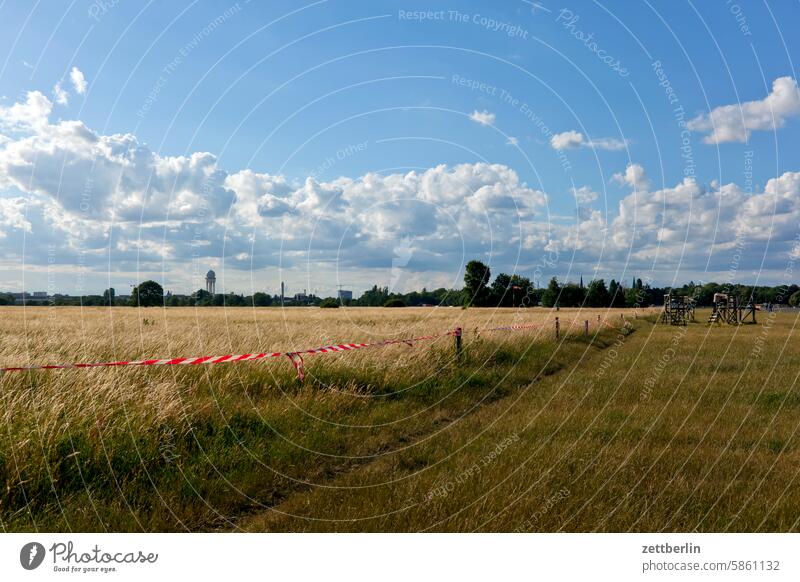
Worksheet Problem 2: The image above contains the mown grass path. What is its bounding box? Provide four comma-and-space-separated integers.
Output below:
241, 312, 800, 532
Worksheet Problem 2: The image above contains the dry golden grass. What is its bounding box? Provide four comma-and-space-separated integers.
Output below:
0, 305, 641, 362
13, 304, 794, 533
239, 308, 800, 532
0, 305, 632, 531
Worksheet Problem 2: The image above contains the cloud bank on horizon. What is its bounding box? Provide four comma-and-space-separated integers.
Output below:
2, 72, 800, 294
1, 2, 799, 296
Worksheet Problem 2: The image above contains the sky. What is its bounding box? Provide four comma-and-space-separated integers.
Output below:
0, 0, 799, 297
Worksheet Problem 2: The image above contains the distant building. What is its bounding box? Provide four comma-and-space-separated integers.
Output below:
12, 291, 50, 305
205, 270, 216, 294
337, 290, 353, 301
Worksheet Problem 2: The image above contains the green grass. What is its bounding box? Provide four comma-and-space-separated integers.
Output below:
6, 308, 800, 532
238, 310, 800, 532
2, 322, 623, 532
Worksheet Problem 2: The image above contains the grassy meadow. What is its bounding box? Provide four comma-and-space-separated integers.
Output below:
1, 305, 798, 532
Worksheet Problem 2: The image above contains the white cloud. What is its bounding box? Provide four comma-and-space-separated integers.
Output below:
0, 89, 549, 289
3, 85, 800, 292
572, 185, 598, 205
587, 137, 627, 151
0, 197, 32, 237
0, 91, 52, 132
550, 130, 626, 151
687, 76, 800, 144
506, 136, 519, 146
52, 81, 68, 106
551, 130, 584, 149
469, 109, 495, 126
612, 163, 650, 191
70, 67, 87, 94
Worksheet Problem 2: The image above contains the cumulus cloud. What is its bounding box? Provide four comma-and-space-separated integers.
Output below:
469, 109, 495, 126
572, 185, 598, 205
52, 81, 68, 106
544, 167, 800, 281
0, 89, 550, 291
612, 163, 650, 191
0, 91, 52, 132
3, 84, 800, 292
0, 197, 31, 237
506, 136, 519, 146
70, 67, 87, 94
551, 130, 584, 149
687, 76, 800, 144
550, 130, 626, 151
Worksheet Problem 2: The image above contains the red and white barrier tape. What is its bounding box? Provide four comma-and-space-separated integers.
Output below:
0, 317, 628, 379
0, 330, 455, 379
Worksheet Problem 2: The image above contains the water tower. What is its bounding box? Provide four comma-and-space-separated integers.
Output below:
205, 269, 216, 294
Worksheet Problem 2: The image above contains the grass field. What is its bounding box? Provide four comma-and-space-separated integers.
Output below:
1, 305, 798, 532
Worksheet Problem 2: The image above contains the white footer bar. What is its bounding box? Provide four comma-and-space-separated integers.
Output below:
1, 533, 797, 581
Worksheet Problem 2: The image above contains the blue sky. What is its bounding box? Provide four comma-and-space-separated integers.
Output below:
1, 0, 799, 296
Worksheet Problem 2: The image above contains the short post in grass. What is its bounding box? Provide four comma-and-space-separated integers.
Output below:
454, 327, 462, 357
555, 317, 560, 340
584, 320, 589, 337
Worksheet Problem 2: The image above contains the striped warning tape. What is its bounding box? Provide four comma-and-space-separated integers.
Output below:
0, 330, 455, 379
0, 316, 628, 379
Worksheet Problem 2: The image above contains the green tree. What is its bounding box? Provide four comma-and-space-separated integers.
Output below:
463, 260, 491, 307
252, 292, 272, 306
224, 293, 246, 306
319, 298, 339, 308
608, 279, 626, 308
789, 290, 800, 307
585, 279, 610, 307
542, 277, 561, 308
103, 287, 115, 306
490, 273, 512, 306
192, 289, 213, 306
359, 285, 389, 306
130, 280, 164, 307
625, 286, 645, 308
560, 284, 585, 307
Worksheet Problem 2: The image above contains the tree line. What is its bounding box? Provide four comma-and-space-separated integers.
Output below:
5, 265, 800, 308
460, 260, 800, 308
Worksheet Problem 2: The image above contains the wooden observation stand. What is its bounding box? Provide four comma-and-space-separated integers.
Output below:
707, 293, 757, 325
660, 293, 695, 325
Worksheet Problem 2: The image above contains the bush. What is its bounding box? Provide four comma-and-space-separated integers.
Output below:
320, 298, 340, 308
383, 298, 406, 308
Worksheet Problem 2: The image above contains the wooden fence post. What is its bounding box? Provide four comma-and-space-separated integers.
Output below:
555, 317, 560, 340
584, 320, 589, 337
454, 327, 462, 356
